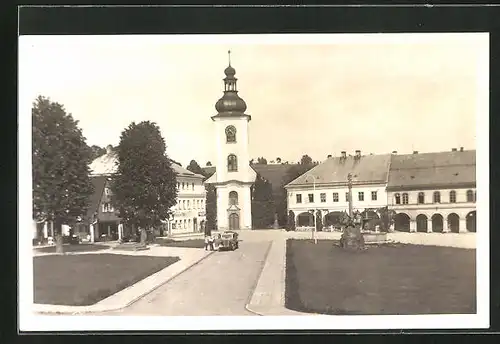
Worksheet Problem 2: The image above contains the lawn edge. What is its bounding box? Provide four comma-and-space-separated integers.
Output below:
245, 238, 309, 316
33, 249, 215, 315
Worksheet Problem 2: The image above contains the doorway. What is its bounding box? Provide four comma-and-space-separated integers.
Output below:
229, 213, 240, 230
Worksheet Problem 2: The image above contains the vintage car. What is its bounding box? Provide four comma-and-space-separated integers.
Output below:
217, 231, 239, 251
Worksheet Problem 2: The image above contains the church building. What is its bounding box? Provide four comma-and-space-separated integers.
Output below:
204, 53, 256, 231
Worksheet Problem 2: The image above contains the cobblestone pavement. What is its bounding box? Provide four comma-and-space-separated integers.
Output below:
98, 236, 272, 316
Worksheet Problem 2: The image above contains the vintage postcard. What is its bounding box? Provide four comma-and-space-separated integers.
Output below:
18, 32, 489, 331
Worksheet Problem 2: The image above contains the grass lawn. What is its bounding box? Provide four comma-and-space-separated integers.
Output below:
155, 238, 206, 249
34, 244, 110, 254
285, 239, 476, 315
34, 253, 179, 306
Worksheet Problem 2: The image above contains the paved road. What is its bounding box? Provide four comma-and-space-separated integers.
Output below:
100, 236, 273, 316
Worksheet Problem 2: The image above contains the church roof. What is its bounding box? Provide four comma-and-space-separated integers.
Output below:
387, 150, 476, 191
89, 150, 204, 179
286, 154, 392, 187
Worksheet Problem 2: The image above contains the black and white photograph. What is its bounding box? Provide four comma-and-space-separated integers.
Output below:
18, 32, 489, 331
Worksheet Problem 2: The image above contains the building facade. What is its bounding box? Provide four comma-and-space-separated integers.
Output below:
285, 151, 392, 230
387, 149, 476, 233
88, 145, 207, 239
205, 56, 256, 230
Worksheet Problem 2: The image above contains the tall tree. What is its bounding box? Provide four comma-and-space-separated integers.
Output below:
251, 175, 275, 228
110, 121, 177, 241
186, 159, 205, 177
300, 154, 313, 165
32, 96, 94, 253
205, 184, 217, 234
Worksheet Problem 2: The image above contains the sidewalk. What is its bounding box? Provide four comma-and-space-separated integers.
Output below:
245, 238, 305, 316
33, 246, 214, 315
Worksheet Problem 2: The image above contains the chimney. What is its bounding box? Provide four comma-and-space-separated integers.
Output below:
355, 150, 361, 158
452, 148, 457, 152
341, 151, 347, 159
327, 154, 332, 158
392, 150, 397, 154
460, 147, 464, 152
413, 151, 418, 154
106, 145, 113, 154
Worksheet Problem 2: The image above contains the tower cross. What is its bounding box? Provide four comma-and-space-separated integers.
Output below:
228, 50, 231, 66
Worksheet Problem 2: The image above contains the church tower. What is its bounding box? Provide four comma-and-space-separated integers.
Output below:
209, 51, 255, 230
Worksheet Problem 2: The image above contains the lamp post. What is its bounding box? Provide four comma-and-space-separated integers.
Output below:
305, 174, 317, 244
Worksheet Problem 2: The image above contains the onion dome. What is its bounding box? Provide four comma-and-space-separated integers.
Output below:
215, 92, 247, 113
214, 50, 248, 115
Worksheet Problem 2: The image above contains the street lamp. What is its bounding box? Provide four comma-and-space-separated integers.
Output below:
305, 174, 317, 244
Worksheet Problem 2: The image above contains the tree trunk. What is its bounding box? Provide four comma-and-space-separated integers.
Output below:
140, 227, 147, 246
54, 219, 64, 254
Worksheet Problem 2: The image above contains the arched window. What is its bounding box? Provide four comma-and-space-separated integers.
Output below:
466, 190, 474, 202
449, 190, 457, 203
394, 193, 401, 205
418, 192, 425, 204
402, 193, 409, 204
433, 191, 441, 204
229, 191, 238, 206
225, 125, 237, 143
227, 154, 238, 172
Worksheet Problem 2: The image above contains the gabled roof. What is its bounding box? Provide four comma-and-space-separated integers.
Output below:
89, 151, 204, 179
202, 166, 216, 178
85, 175, 107, 222
387, 150, 476, 190
286, 154, 392, 187
201, 164, 298, 193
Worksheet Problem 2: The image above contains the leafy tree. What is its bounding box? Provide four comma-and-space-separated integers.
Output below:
206, 161, 212, 166
257, 157, 267, 164
205, 184, 217, 234
110, 121, 177, 241
186, 159, 205, 177
276, 157, 282, 163
300, 154, 313, 165
251, 175, 275, 228
249, 159, 255, 165
287, 210, 296, 231
32, 96, 94, 253
89, 145, 107, 161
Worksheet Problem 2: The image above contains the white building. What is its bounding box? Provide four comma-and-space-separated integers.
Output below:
88, 146, 206, 237
205, 57, 256, 230
387, 149, 476, 233
285, 151, 392, 230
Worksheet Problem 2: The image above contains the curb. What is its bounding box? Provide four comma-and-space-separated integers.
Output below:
34, 250, 216, 315
244, 240, 274, 316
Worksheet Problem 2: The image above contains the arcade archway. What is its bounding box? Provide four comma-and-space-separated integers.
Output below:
466, 211, 476, 232
416, 214, 428, 232
432, 214, 444, 233
297, 212, 314, 227
447, 213, 460, 233
394, 213, 410, 232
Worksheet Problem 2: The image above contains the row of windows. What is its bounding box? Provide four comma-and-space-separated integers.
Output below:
177, 182, 196, 191
102, 202, 114, 213
394, 190, 476, 205
175, 199, 205, 211
171, 219, 193, 230
296, 191, 378, 204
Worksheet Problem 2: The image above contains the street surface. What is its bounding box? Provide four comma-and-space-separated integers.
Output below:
100, 232, 273, 316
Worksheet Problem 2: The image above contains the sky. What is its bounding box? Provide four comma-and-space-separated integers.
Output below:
19, 33, 488, 167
